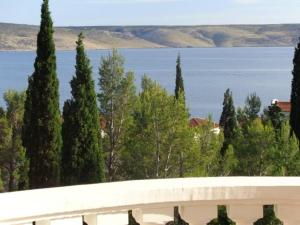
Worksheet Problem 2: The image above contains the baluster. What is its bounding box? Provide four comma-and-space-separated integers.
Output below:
275, 204, 300, 225
132, 209, 143, 224
227, 204, 263, 225
179, 205, 217, 225
98, 212, 128, 225
132, 207, 173, 225
34, 220, 51, 225
84, 214, 98, 225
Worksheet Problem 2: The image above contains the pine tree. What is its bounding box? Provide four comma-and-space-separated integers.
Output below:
98, 49, 136, 181
0, 90, 29, 191
61, 33, 105, 185
244, 93, 261, 121
234, 119, 276, 176
22, 0, 61, 189
219, 89, 237, 156
290, 39, 300, 140
121, 76, 195, 179
175, 54, 185, 100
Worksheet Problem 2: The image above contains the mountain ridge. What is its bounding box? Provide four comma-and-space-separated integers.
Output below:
1, 23, 300, 50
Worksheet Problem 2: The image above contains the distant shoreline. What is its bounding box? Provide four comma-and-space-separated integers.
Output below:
0, 46, 295, 52
1, 22, 300, 51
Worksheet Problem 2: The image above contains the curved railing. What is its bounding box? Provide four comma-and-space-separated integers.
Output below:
1, 177, 300, 225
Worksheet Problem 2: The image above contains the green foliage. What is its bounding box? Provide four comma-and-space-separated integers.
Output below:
234, 119, 276, 176
269, 122, 300, 176
0, 116, 11, 147
290, 40, 300, 140
220, 144, 238, 176
0, 90, 28, 191
263, 104, 286, 133
0, 107, 5, 118
0, 116, 10, 191
121, 76, 195, 179
98, 49, 136, 181
61, 33, 105, 185
236, 107, 247, 127
22, 0, 62, 189
219, 89, 237, 155
175, 54, 185, 100
190, 117, 224, 176
244, 93, 262, 121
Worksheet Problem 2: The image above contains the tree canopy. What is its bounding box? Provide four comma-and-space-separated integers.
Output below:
22, 0, 61, 188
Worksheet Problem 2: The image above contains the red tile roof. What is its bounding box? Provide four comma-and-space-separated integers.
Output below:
189, 118, 219, 128
275, 101, 291, 113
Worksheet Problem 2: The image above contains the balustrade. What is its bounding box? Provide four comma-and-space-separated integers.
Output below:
2, 177, 300, 225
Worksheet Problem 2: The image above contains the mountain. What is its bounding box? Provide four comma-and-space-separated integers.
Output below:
1, 23, 300, 50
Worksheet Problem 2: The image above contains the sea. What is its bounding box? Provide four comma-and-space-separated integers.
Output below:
0, 47, 294, 121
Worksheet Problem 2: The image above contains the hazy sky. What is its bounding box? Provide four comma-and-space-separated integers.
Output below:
1, 0, 300, 26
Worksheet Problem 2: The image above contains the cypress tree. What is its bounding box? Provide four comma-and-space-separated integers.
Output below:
219, 89, 237, 156
22, 0, 61, 189
61, 33, 105, 185
290, 39, 300, 140
174, 54, 186, 176
263, 104, 285, 133
175, 54, 185, 100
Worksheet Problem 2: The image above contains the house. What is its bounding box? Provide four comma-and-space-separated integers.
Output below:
100, 116, 107, 138
189, 118, 221, 134
271, 99, 291, 117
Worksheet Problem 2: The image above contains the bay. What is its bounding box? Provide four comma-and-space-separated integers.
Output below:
0, 47, 293, 121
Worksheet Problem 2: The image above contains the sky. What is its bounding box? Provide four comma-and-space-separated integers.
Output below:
1, 0, 300, 26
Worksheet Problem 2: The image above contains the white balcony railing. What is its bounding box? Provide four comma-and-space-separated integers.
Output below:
1, 177, 300, 225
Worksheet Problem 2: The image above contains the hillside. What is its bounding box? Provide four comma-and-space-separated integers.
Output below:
1, 23, 300, 50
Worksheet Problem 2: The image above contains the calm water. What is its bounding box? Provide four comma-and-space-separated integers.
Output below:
0, 47, 294, 121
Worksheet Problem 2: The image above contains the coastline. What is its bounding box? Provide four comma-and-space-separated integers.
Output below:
0, 45, 295, 52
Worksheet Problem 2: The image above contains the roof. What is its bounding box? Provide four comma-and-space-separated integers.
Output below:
189, 118, 219, 128
275, 101, 291, 113
100, 117, 106, 130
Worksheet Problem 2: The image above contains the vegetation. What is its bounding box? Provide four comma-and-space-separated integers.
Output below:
291, 39, 300, 140
0, 90, 28, 192
121, 76, 193, 179
175, 54, 185, 100
219, 89, 237, 156
98, 49, 136, 181
61, 33, 105, 185
263, 103, 286, 133
1, 3, 300, 225
244, 93, 262, 121
22, 0, 62, 189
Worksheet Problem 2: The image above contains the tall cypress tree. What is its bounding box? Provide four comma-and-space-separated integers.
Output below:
175, 54, 185, 100
174, 54, 186, 177
61, 33, 105, 185
22, 0, 61, 189
290, 39, 300, 140
219, 89, 237, 156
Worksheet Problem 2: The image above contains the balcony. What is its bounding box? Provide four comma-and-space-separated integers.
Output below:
1, 177, 300, 225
